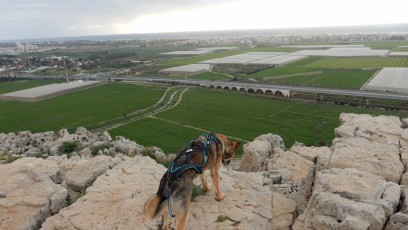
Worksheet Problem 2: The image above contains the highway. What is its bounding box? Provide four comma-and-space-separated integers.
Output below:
20, 75, 408, 101
112, 77, 408, 101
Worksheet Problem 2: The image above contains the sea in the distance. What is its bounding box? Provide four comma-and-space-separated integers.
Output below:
3, 23, 408, 42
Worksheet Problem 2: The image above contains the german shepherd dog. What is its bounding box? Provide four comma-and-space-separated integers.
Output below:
144, 133, 240, 230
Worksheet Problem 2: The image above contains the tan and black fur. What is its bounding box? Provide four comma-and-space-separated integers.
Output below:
144, 133, 240, 230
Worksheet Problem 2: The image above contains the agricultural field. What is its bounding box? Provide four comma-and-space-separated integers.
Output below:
164, 46, 299, 66
110, 88, 407, 154
0, 83, 166, 133
306, 57, 408, 69
0, 80, 60, 94
187, 72, 231, 81
361, 41, 408, 50
263, 69, 376, 89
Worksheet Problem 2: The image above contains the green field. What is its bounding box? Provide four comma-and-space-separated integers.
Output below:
0, 80, 61, 94
306, 57, 408, 69
362, 41, 408, 50
262, 69, 376, 89
110, 88, 407, 154
393, 47, 408, 52
0, 83, 166, 133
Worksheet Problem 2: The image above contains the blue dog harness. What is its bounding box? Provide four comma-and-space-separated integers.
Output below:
167, 133, 220, 178
166, 133, 221, 229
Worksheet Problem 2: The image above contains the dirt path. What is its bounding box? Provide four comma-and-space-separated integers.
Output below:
90, 87, 187, 132
263, 71, 323, 80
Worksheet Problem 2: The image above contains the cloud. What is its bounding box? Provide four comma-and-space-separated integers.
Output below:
0, 0, 236, 39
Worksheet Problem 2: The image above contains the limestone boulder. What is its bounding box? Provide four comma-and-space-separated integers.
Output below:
99, 131, 112, 142
271, 192, 297, 230
0, 157, 63, 183
303, 168, 400, 229
289, 144, 331, 162
0, 160, 68, 230
401, 149, 408, 186
66, 155, 122, 192
239, 140, 272, 172
385, 186, 408, 229
113, 136, 145, 155
403, 118, 408, 128
254, 133, 285, 150
401, 129, 408, 149
335, 113, 403, 147
267, 151, 315, 198
319, 137, 403, 183
74, 127, 100, 143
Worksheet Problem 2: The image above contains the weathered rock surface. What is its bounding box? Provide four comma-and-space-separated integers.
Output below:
319, 137, 403, 183
65, 155, 122, 192
335, 113, 403, 146
268, 151, 315, 198
0, 127, 145, 159
239, 140, 272, 172
41, 155, 273, 230
303, 168, 400, 229
289, 144, 331, 162
0, 158, 68, 230
239, 133, 285, 172
271, 192, 297, 230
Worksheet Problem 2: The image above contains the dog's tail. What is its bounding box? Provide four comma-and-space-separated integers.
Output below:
144, 194, 162, 219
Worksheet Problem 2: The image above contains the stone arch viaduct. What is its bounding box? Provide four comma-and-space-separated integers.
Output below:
203, 82, 291, 97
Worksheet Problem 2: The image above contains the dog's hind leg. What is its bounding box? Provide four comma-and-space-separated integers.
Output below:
211, 167, 225, 201
199, 173, 212, 192
176, 209, 189, 230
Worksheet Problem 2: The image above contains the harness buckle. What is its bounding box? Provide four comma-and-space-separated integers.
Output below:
168, 216, 176, 230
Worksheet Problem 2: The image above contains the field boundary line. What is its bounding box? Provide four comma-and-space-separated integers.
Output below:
149, 116, 251, 143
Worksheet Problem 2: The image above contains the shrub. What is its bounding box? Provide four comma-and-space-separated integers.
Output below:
90, 143, 114, 156
5, 156, 20, 164
191, 184, 204, 201
59, 141, 80, 154
140, 148, 157, 160
34, 151, 45, 159
217, 214, 233, 222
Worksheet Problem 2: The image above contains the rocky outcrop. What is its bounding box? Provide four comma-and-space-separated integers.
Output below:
0, 127, 145, 160
319, 137, 403, 183
303, 168, 400, 229
0, 158, 68, 230
2, 113, 408, 230
239, 133, 285, 172
41, 156, 274, 230
239, 113, 408, 229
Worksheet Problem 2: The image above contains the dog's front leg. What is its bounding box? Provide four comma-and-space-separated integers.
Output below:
199, 174, 212, 192
211, 167, 225, 201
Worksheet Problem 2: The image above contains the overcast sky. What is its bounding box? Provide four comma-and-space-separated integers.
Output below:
1, 0, 408, 40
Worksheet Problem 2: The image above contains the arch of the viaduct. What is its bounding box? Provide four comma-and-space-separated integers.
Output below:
207, 84, 290, 97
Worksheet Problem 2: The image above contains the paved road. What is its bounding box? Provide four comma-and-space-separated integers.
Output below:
21, 75, 408, 101
113, 77, 408, 101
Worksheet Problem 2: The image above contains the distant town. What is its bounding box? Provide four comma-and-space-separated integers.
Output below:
1, 32, 407, 78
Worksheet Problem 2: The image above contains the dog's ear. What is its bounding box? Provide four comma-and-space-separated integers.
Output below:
232, 142, 240, 151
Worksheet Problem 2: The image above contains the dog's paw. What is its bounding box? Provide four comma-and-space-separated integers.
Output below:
215, 193, 225, 201
203, 183, 212, 192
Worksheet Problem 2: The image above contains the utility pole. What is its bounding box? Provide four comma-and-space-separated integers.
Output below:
63, 57, 68, 83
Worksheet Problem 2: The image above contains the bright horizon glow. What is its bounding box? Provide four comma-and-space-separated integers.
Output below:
0, 0, 408, 40
126, 0, 408, 34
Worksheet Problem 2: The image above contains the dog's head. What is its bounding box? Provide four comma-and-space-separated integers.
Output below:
215, 133, 240, 166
